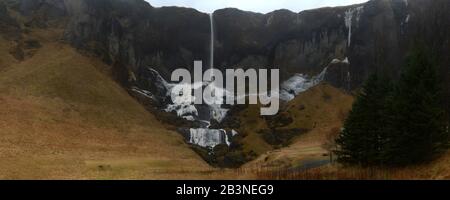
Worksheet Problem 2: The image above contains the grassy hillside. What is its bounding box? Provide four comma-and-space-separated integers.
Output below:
247, 85, 450, 180
243, 84, 354, 169
218, 83, 354, 168
0, 28, 227, 179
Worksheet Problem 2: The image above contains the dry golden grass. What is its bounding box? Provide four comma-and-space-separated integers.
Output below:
237, 104, 274, 155
254, 151, 450, 180
248, 85, 450, 180
0, 37, 18, 69
0, 29, 244, 179
244, 84, 354, 169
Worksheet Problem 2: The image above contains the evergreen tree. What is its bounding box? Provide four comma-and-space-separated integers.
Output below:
336, 45, 449, 166
386, 46, 449, 165
335, 73, 393, 165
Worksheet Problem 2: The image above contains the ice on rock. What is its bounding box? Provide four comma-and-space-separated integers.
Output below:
143, 68, 235, 147
131, 86, 157, 101
165, 82, 204, 120
342, 57, 350, 64
344, 6, 364, 47
141, 68, 203, 121
344, 10, 353, 47
231, 130, 238, 137
204, 84, 232, 122
147, 68, 174, 96
189, 128, 236, 148
331, 59, 341, 64
331, 57, 349, 64
279, 67, 328, 101
210, 104, 229, 122
331, 57, 350, 65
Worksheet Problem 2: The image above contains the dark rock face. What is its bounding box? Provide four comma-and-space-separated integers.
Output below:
18, 0, 67, 17
60, 0, 211, 84
212, 0, 450, 89
1, 0, 449, 110
0, 0, 21, 39
60, 0, 450, 103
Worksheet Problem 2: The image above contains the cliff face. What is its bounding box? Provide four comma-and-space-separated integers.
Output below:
213, 0, 449, 87
1, 0, 449, 109
61, 0, 211, 85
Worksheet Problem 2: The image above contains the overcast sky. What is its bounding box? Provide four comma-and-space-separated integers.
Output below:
146, 0, 368, 14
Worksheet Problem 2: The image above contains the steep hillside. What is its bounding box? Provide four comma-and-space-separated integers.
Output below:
219, 84, 354, 168
0, 29, 216, 179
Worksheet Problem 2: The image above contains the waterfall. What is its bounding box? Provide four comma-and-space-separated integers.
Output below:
209, 12, 219, 120
209, 13, 214, 71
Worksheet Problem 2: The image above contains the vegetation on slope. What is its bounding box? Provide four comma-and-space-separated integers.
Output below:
0, 28, 217, 179
244, 83, 354, 169
336, 45, 450, 166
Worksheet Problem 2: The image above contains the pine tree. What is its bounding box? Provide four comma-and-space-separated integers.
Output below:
335, 45, 449, 166
386, 45, 449, 165
335, 73, 392, 166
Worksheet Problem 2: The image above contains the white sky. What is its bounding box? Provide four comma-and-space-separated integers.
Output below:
146, 0, 368, 14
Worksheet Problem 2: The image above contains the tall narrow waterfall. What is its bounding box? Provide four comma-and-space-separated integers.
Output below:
209, 13, 214, 71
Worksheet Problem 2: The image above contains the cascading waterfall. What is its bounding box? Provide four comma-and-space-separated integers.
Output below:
209, 13, 214, 73
208, 12, 224, 122
135, 12, 329, 149
184, 12, 235, 149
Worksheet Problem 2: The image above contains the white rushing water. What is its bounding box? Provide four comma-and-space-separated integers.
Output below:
189, 128, 237, 148
189, 128, 227, 148
403, 0, 408, 7
344, 6, 364, 47
209, 13, 214, 71
206, 12, 229, 123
